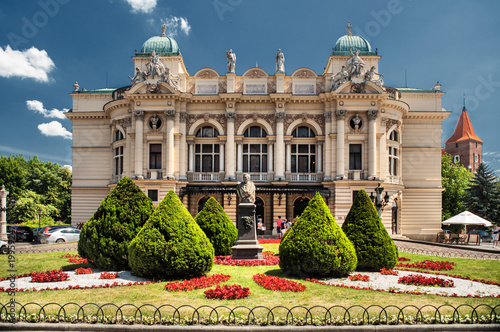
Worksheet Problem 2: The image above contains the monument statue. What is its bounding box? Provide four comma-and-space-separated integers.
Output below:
226, 49, 236, 73
331, 65, 349, 90
146, 50, 166, 79
365, 66, 384, 88
276, 49, 285, 73
236, 173, 256, 203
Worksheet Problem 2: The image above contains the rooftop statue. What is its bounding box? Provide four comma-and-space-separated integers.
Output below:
365, 66, 384, 88
146, 50, 166, 79
276, 49, 285, 73
226, 49, 236, 73
347, 49, 366, 78
331, 65, 349, 90
236, 173, 256, 204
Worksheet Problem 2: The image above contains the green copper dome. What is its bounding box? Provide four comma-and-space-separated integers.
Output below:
138, 36, 180, 56
135, 24, 181, 57
333, 22, 377, 56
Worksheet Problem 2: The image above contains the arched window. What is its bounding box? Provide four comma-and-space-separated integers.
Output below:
242, 126, 268, 174
291, 126, 317, 174
195, 126, 220, 173
196, 126, 219, 137
198, 197, 209, 212
114, 130, 124, 142
389, 130, 399, 142
244, 126, 267, 137
292, 126, 315, 138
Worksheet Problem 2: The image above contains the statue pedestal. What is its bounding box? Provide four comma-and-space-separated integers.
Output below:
231, 203, 263, 260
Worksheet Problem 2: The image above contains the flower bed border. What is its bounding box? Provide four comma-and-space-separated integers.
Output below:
252, 273, 306, 292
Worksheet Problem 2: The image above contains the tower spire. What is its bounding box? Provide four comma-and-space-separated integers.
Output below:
463, 94, 465, 109
346, 21, 352, 36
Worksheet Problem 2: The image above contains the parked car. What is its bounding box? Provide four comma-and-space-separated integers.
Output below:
0, 240, 8, 254
6, 226, 34, 242
32, 227, 43, 241
39, 225, 72, 235
468, 230, 492, 243
39, 227, 80, 244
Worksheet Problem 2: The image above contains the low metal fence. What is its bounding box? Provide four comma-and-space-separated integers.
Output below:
397, 246, 500, 260
1, 302, 499, 325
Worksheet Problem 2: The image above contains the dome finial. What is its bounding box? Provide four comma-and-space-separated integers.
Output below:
346, 21, 352, 36
160, 22, 166, 37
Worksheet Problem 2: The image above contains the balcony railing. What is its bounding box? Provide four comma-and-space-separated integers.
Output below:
248, 173, 268, 182
291, 173, 319, 182
147, 170, 163, 180
191, 172, 220, 182
387, 175, 399, 184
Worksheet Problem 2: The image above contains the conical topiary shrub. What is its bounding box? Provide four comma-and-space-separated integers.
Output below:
128, 190, 214, 279
341, 189, 398, 271
194, 197, 238, 256
78, 177, 154, 270
279, 192, 357, 277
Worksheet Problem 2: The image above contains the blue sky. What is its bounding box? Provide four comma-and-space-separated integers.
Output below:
0, 0, 499, 173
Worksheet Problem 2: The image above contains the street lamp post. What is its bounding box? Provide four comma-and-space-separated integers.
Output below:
38, 208, 42, 228
371, 182, 390, 217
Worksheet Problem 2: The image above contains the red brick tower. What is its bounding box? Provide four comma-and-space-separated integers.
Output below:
444, 102, 483, 173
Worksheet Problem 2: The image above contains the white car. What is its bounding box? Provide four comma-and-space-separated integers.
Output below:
0, 240, 8, 254
40, 228, 80, 244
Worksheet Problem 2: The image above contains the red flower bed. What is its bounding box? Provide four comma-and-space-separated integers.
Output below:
262, 251, 275, 257
398, 274, 454, 287
204, 284, 250, 300
30, 269, 69, 283
396, 260, 455, 271
59, 254, 81, 259
1, 280, 152, 293
214, 255, 279, 266
68, 258, 88, 264
75, 267, 93, 275
252, 273, 306, 292
165, 274, 231, 291
99, 272, 119, 279
380, 268, 399, 276
398, 256, 411, 261
394, 268, 500, 286
349, 274, 370, 282
258, 239, 281, 244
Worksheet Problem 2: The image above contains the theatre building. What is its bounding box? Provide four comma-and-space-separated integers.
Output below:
66, 23, 449, 241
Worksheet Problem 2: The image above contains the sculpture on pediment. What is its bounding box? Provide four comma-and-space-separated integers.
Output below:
347, 49, 366, 78
226, 49, 236, 73
331, 65, 349, 90
276, 49, 285, 73
365, 66, 384, 88
146, 50, 166, 79
129, 67, 147, 86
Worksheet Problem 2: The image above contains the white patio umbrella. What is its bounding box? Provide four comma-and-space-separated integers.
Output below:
442, 211, 493, 233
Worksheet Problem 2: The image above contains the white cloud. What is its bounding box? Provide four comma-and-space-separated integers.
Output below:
163, 16, 191, 37
26, 100, 68, 119
125, 0, 157, 14
0, 46, 55, 82
38, 121, 72, 140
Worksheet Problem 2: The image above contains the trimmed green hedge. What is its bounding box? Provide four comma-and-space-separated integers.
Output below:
128, 191, 214, 279
279, 192, 357, 277
78, 177, 153, 271
195, 197, 238, 256
341, 189, 398, 271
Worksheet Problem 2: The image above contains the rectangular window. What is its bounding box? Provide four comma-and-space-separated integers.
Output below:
148, 190, 158, 202
453, 155, 460, 163
114, 146, 123, 176
349, 144, 362, 170
352, 191, 359, 203
149, 144, 162, 169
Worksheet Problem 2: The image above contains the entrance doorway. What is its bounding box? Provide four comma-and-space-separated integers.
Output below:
198, 197, 209, 213
255, 197, 264, 234
293, 197, 310, 218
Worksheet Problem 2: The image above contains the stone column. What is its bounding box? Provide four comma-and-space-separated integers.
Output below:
335, 109, 347, 180
0, 186, 8, 241
317, 141, 323, 173
323, 110, 332, 180
268, 140, 274, 180
220, 141, 225, 173
225, 110, 236, 180
165, 109, 176, 179
285, 141, 291, 173
275, 110, 286, 180
188, 140, 194, 172
133, 110, 144, 179
179, 111, 188, 180
368, 110, 379, 180
236, 140, 243, 173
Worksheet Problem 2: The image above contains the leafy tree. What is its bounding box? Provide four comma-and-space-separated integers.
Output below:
194, 197, 238, 256
9, 190, 58, 224
441, 154, 472, 221
341, 190, 398, 271
128, 191, 214, 279
464, 163, 500, 225
279, 192, 357, 278
78, 177, 154, 270
0, 155, 27, 199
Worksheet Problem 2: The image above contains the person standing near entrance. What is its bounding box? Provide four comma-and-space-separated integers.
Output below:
276, 216, 283, 239
492, 226, 499, 248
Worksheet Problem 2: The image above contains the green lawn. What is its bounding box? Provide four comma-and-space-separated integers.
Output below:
1, 245, 499, 322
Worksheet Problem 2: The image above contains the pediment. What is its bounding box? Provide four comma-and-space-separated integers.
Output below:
242, 68, 268, 78
194, 68, 220, 78
292, 68, 317, 78
128, 80, 178, 95
336, 80, 384, 94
